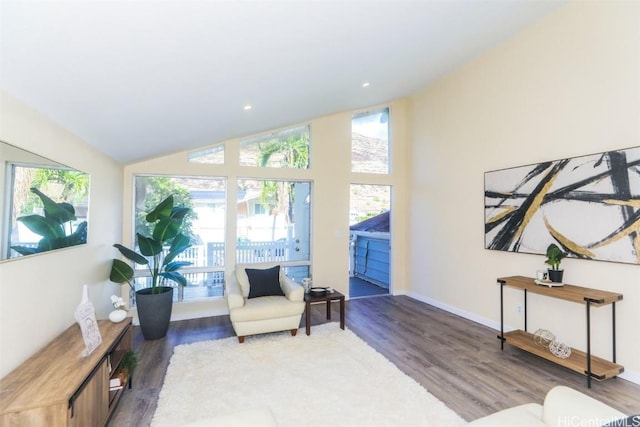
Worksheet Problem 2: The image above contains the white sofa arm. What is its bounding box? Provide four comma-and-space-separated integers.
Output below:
225, 275, 245, 310
467, 385, 628, 427
542, 385, 626, 427
280, 276, 304, 302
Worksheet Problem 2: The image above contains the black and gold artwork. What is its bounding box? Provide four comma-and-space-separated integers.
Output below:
485, 146, 640, 265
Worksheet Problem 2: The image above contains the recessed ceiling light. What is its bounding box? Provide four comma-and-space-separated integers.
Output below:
362, 82, 370, 88
243, 105, 252, 110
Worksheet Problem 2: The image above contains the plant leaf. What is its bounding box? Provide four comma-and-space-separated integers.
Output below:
163, 233, 191, 265
136, 234, 163, 257
17, 215, 66, 239
38, 236, 71, 251
114, 243, 149, 265
42, 222, 88, 250
170, 206, 190, 221
152, 218, 180, 242
145, 195, 174, 223
160, 271, 188, 286
67, 221, 88, 245
110, 258, 135, 283
30, 187, 76, 223
10, 245, 42, 255
164, 261, 192, 272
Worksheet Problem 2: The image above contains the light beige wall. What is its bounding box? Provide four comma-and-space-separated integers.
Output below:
0, 92, 123, 378
122, 99, 410, 320
408, 1, 640, 383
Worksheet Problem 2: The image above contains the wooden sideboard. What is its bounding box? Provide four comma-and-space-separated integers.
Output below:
0, 318, 132, 426
497, 276, 623, 388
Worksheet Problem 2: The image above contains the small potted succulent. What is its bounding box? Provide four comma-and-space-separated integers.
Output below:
545, 243, 566, 283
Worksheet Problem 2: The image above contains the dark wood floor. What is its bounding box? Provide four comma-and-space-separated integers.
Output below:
108, 295, 640, 426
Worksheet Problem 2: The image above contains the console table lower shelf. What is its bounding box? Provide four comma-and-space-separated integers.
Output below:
502, 330, 624, 381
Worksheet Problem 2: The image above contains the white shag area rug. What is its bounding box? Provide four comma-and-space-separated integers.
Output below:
152, 323, 467, 427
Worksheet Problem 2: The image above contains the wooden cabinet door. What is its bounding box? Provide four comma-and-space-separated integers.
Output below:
68, 358, 109, 427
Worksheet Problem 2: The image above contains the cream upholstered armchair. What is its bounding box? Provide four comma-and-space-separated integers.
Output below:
225, 263, 305, 343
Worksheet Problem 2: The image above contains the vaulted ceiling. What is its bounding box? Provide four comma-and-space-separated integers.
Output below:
0, 1, 566, 163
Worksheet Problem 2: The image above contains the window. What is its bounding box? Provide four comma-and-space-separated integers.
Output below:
188, 144, 224, 165
239, 125, 310, 168
133, 175, 226, 302
351, 108, 389, 174
237, 179, 311, 281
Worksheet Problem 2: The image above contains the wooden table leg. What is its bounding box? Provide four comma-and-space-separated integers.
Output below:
340, 296, 345, 330
306, 300, 311, 336
326, 300, 331, 320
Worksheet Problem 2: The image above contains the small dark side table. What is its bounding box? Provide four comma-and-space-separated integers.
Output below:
304, 289, 345, 335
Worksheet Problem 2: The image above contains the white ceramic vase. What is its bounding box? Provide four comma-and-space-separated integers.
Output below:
109, 309, 127, 323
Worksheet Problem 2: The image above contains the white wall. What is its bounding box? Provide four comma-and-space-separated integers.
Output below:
0, 92, 123, 378
408, 1, 640, 383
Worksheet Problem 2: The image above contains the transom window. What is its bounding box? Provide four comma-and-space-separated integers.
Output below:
188, 144, 225, 165
351, 108, 389, 174
239, 125, 310, 169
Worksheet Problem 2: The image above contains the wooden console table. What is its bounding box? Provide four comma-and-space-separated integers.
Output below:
497, 275, 623, 388
0, 318, 132, 426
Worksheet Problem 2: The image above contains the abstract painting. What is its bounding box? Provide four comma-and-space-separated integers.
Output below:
484, 146, 640, 264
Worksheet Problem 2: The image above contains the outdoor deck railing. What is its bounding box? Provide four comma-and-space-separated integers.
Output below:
175, 240, 288, 266
132, 240, 294, 303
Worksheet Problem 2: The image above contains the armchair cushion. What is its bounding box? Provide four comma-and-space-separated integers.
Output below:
230, 295, 305, 323
246, 265, 285, 299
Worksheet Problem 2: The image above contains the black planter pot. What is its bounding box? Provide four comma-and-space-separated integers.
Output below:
547, 269, 564, 283
135, 286, 174, 340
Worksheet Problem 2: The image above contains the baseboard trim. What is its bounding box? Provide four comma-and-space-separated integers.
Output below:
398, 290, 640, 386
402, 290, 502, 331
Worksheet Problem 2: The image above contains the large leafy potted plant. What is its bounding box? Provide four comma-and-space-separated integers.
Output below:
11, 187, 87, 255
545, 243, 566, 283
109, 195, 192, 340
